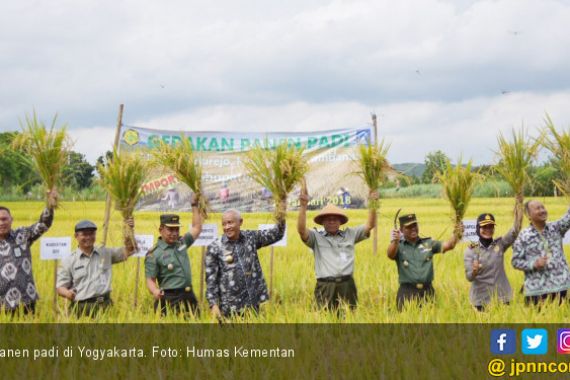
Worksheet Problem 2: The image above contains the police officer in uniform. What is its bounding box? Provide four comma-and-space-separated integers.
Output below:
387, 214, 461, 311
145, 204, 202, 317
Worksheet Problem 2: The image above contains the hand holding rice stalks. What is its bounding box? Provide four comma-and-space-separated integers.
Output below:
150, 137, 209, 219
97, 150, 148, 248
436, 157, 479, 239
494, 128, 541, 223
355, 140, 391, 209
11, 112, 71, 208
543, 114, 570, 198
244, 141, 308, 222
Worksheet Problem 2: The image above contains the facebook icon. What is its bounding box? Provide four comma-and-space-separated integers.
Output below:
491, 329, 516, 354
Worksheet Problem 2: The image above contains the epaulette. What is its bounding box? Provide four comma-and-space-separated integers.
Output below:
146, 244, 159, 257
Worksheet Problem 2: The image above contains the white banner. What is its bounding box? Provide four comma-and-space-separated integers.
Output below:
259, 224, 287, 247
462, 220, 478, 243
133, 234, 155, 257
40, 237, 72, 260
193, 224, 219, 247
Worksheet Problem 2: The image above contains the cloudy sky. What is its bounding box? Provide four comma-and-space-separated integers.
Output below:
1, 0, 569, 164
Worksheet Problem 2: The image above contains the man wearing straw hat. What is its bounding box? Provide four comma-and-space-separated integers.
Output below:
297, 188, 378, 310
512, 200, 570, 306
56, 218, 136, 317
387, 213, 460, 311
145, 204, 203, 317
0, 190, 57, 316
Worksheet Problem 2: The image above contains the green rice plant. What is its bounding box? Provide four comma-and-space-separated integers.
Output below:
150, 137, 209, 219
543, 114, 570, 198
97, 150, 148, 245
354, 140, 391, 209
243, 141, 309, 222
436, 157, 479, 238
494, 128, 541, 223
11, 112, 71, 208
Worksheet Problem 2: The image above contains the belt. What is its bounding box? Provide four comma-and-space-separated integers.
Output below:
317, 275, 352, 283
163, 287, 193, 294
402, 282, 432, 290
75, 293, 111, 304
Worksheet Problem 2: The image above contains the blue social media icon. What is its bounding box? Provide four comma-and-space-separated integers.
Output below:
522, 329, 548, 355
491, 329, 516, 354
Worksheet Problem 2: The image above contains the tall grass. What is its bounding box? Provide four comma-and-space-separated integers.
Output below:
11, 112, 71, 208
243, 141, 308, 221
543, 114, 570, 198
150, 137, 209, 219
436, 157, 479, 238
354, 140, 391, 209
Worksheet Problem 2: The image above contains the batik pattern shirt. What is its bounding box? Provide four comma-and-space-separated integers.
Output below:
0, 208, 53, 310
512, 208, 570, 296
205, 222, 285, 316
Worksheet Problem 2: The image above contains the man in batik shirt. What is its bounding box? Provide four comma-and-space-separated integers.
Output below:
206, 207, 285, 318
512, 200, 570, 305
0, 190, 57, 314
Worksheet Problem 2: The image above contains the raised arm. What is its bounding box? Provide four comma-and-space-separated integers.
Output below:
442, 223, 463, 253
189, 194, 203, 241
387, 229, 401, 260
364, 190, 378, 235
297, 181, 310, 242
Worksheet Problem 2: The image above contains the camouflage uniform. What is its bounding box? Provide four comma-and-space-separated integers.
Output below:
205, 221, 285, 316
0, 208, 53, 312
512, 207, 570, 304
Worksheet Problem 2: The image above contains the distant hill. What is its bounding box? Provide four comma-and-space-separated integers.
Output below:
392, 162, 425, 178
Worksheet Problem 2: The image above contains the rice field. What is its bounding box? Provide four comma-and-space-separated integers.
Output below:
2, 197, 570, 323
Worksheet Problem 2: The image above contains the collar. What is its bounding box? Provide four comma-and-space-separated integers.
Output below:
221, 232, 244, 244
78, 247, 100, 258
323, 229, 345, 237
157, 237, 178, 249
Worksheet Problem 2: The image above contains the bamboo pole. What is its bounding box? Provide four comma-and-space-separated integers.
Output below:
101, 104, 124, 247
199, 246, 206, 301
269, 246, 275, 296
53, 260, 58, 314
134, 257, 141, 307
371, 113, 378, 256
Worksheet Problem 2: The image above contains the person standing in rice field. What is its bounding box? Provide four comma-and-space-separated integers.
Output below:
56, 218, 136, 317
297, 186, 378, 311
0, 190, 57, 315
512, 200, 570, 306
387, 213, 461, 311
205, 202, 286, 319
463, 205, 522, 311
145, 195, 203, 317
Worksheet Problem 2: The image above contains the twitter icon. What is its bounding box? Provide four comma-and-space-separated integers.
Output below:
522, 329, 548, 354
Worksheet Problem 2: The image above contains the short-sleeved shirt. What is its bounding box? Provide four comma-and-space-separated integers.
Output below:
512, 208, 570, 296
56, 246, 126, 301
394, 237, 443, 284
145, 233, 195, 290
303, 225, 369, 278
463, 227, 518, 306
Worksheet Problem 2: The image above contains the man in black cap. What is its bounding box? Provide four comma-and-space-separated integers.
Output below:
145, 200, 202, 317
56, 218, 136, 317
387, 213, 461, 311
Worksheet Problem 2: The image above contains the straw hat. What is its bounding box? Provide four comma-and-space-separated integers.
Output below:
314, 204, 349, 225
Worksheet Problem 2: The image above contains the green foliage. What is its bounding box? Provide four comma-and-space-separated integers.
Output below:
422, 150, 449, 184
0, 132, 40, 191
543, 114, 570, 198
61, 151, 94, 190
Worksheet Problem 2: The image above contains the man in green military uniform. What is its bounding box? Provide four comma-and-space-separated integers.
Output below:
145, 203, 202, 317
387, 213, 461, 311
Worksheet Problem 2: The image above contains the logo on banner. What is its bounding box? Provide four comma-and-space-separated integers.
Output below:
123, 129, 140, 146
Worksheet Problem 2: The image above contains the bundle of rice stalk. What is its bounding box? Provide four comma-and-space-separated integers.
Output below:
150, 137, 209, 219
97, 150, 148, 246
243, 141, 309, 221
436, 157, 479, 239
543, 114, 570, 198
11, 112, 71, 208
494, 128, 541, 220
355, 140, 391, 209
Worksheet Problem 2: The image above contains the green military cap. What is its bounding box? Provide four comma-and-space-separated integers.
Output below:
160, 214, 181, 227
399, 213, 418, 227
